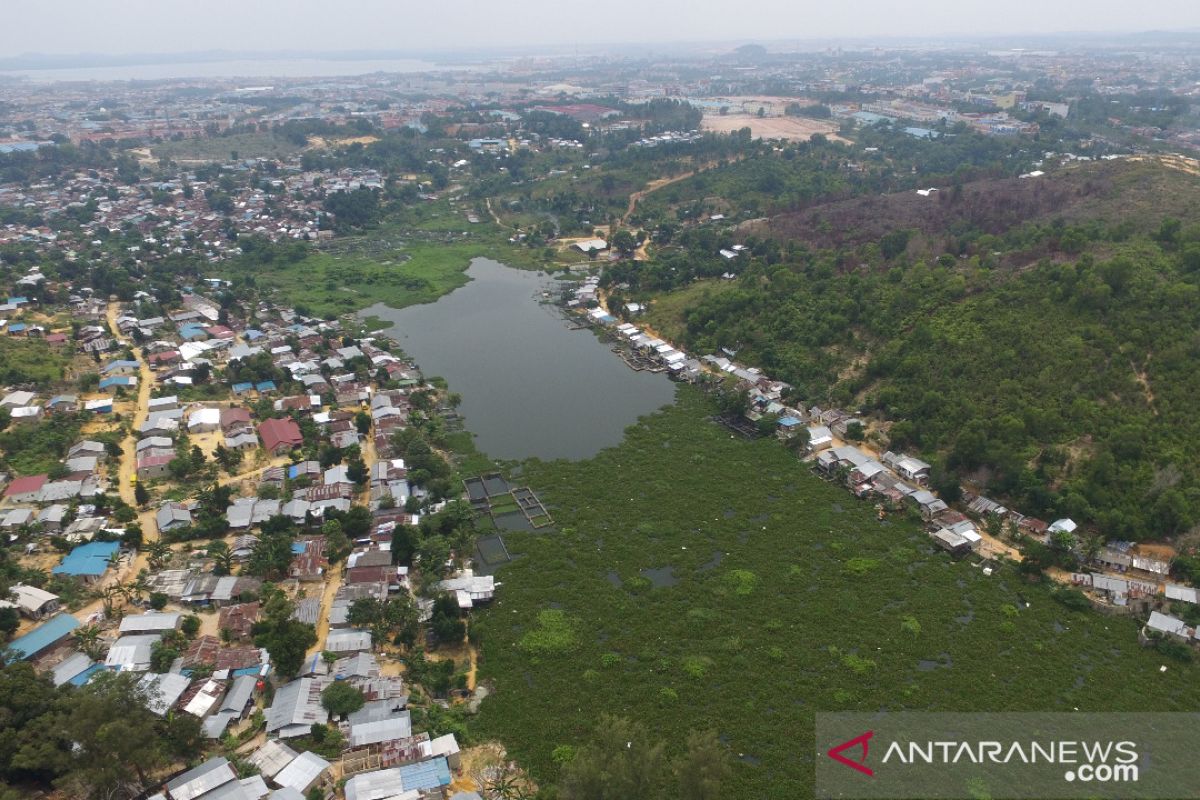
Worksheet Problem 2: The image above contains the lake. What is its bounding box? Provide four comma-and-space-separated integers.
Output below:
362, 258, 677, 461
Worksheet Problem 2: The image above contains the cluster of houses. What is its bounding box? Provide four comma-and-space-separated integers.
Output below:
0, 258, 510, 795
0, 161, 391, 264
1, 438, 114, 539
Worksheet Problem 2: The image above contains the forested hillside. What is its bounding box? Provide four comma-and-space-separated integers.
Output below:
631, 159, 1200, 540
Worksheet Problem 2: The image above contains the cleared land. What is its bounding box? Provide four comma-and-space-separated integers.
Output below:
151, 132, 303, 162
471, 388, 1200, 800
702, 113, 842, 142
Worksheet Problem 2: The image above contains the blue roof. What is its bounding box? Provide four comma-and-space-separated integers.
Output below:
7, 323, 27, 332
8, 296, 29, 304
256, 381, 276, 391
244, 329, 264, 340
287, 464, 301, 479
98, 376, 133, 389
101, 360, 139, 373
232, 665, 264, 677
398, 757, 451, 790
291, 542, 306, 554
69, 663, 107, 686
779, 416, 801, 427
179, 323, 208, 340
8, 613, 79, 659
232, 382, 253, 393
52, 540, 120, 577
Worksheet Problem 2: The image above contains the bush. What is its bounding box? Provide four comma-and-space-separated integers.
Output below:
517, 609, 578, 656
1050, 587, 1092, 612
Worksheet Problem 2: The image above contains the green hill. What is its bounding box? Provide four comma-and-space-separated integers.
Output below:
631, 159, 1200, 540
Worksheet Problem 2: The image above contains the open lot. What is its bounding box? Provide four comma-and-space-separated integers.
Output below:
701, 113, 843, 142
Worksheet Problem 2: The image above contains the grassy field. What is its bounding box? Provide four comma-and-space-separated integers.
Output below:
151, 132, 303, 162
470, 388, 1200, 799
253, 243, 483, 317
0, 338, 77, 386
226, 199, 576, 318
641, 278, 738, 343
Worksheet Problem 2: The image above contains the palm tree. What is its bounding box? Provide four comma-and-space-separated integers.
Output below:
124, 571, 150, 606
208, 540, 234, 576
146, 540, 172, 571
72, 625, 104, 660
102, 583, 129, 617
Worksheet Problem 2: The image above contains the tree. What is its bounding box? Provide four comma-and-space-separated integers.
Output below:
247, 521, 296, 579
208, 540, 234, 576
145, 540, 171, 571
133, 482, 149, 507
180, 615, 201, 638
347, 596, 417, 649
150, 641, 178, 673
430, 594, 466, 647
354, 411, 371, 435
53, 671, 167, 797
254, 617, 317, 677
148, 592, 168, 610
612, 229, 637, 256
755, 413, 780, 438
392, 523, 419, 566
0, 609, 18, 641
676, 730, 731, 800
322, 520, 349, 564
72, 625, 104, 660
560, 715, 667, 800
320, 681, 365, 719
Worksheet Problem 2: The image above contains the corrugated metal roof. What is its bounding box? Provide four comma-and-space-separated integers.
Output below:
349, 715, 412, 747
247, 739, 299, 778
165, 756, 237, 800
324, 628, 372, 652
397, 757, 451, 791
220, 674, 257, 714
273, 750, 330, 792
51, 651, 93, 686
105, 634, 160, 671
140, 672, 191, 716
203, 710, 237, 739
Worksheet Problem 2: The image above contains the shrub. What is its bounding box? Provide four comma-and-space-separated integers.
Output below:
517, 609, 578, 656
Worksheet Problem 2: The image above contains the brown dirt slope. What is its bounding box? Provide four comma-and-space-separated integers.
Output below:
752, 158, 1200, 252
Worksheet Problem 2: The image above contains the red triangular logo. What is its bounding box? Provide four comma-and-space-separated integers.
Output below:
827, 730, 874, 776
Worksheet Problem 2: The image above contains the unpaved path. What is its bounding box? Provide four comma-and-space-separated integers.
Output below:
621, 156, 745, 225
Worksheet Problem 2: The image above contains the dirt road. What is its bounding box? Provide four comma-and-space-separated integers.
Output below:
621, 155, 745, 226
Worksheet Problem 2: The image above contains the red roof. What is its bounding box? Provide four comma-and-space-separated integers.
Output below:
220, 407, 252, 430
137, 455, 173, 468
147, 350, 180, 364
258, 417, 303, 452
5, 474, 47, 498
346, 565, 392, 584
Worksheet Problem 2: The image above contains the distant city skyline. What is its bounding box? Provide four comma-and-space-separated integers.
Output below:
3, 0, 1200, 60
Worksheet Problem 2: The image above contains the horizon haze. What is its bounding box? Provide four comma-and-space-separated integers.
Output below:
3, 0, 1200, 61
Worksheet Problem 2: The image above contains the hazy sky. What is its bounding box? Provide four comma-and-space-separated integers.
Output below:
3, 0, 1200, 56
